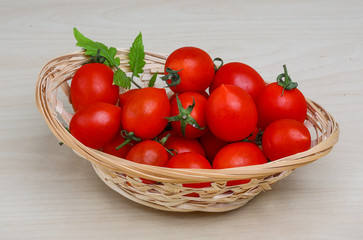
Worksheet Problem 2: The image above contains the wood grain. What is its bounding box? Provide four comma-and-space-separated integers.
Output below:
0, 0, 362, 239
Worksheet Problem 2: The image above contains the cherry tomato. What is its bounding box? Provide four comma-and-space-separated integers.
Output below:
166, 152, 211, 188
164, 47, 215, 93
198, 130, 228, 162
118, 89, 139, 108
102, 133, 135, 159
255, 65, 307, 129
69, 102, 122, 149
160, 131, 206, 158
209, 62, 266, 101
126, 140, 168, 167
70, 63, 119, 111
122, 87, 170, 140
262, 119, 311, 161
213, 142, 268, 186
169, 92, 208, 139
206, 84, 258, 142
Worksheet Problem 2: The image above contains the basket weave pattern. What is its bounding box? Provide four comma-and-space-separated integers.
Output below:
36, 50, 339, 212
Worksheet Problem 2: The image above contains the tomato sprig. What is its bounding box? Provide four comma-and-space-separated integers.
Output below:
166, 95, 205, 137
276, 64, 298, 95
161, 68, 182, 88
115, 130, 141, 150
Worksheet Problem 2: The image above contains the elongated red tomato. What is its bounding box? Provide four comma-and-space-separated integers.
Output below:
69, 102, 122, 149
262, 119, 311, 161
167, 152, 211, 189
169, 92, 208, 139
70, 63, 119, 111
206, 84, 258, 142
213, 142, 268, 186
126, 140, 168, 167
164, 47, 215, 93
122, 87, 170, 140
209, 62, 266, 101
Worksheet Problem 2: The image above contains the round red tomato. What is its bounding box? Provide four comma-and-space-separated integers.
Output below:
102, 133, 135, 159
198, 130, 228, 162
213, 142, 268, 186
255, 66, 307, 129
69, 102, 122, 149
166, 152, 211, 188
126, 140, 168, 167
262, 119, 311, 161
206, 84, 258, 142
122, 87, 170, 140
169, 92, 208, 139
209, 62, 266, 101
70, 63, 119, 111
164, 47, 215, 93
160, 131, 206, 158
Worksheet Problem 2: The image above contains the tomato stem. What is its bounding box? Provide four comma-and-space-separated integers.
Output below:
161, 68, 182, 88
213, 57, 224, 72
276, 64, 298, 96
116, 131, 141, 150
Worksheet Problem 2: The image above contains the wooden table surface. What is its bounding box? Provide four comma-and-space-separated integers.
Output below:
1, 0, 362, 239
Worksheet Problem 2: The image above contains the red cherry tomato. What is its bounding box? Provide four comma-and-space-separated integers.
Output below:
209, 62, 266, 101
118, 89, 139, 108
126, 140, 168, 167
167, 152, 211, 188
262, 119, 311, 161
255, 66, 307, 129
206, 84, 258, 142
164, 47, 215, 93
70, 63, 119, 111
198, 130, 228, 162
102, 133, 134, 159
213, 142, 268, 186
169, 92, 208, 139
160, 131, 206, 158
69, 102, 122, 149
122, 87, 170, 140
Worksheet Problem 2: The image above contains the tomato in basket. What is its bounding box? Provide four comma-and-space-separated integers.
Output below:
213, 142, 268, 186
262, 119, 311, 161
209, 62, 266, 101
163, 47, 215, 93
70, 63, 119, 111
126, 140, 169, 167
69, 102, 122, 149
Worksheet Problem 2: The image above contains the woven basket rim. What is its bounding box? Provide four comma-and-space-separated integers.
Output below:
35, 50, 340, 183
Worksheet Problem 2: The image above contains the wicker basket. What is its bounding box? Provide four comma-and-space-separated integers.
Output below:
35, 50, 339, 212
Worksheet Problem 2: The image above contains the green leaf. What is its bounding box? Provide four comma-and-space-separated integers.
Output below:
73, 27, 120, 67
129, 32, 145, 78
113, 69, 131, 89
148, 72, 158, 87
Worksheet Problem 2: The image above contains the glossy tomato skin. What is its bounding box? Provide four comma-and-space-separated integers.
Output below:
209, 62, 266, 101
160, 131, 206, 158
69, 102, 122, 149
256, 82, 307, 129
262, 119, 311, 161
170, 92, 208, 139
102, 133, 134, 159
167, 152, 212, 188
126, 140, 168, 167
122, 87, 170, 140
206, 84, 258, 142
165, 47, 215, 93
70, 63, 119, 111
118, 89, 139, 108
213, 142, 268, 186
198, 130, 228, 162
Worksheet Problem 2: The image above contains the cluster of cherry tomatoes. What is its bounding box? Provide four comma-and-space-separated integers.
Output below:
69, 46, 311, 187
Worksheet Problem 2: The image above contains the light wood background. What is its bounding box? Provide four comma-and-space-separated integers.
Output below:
1, 0, 362, 239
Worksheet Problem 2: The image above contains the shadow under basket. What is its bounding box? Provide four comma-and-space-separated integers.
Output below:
36, 50, 340, 212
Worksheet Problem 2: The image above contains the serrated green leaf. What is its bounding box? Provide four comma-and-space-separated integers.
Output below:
129, 32, 145, 78
148, 72, 158, 87
113, 69, 131, 89
73, 27, 120, 67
